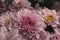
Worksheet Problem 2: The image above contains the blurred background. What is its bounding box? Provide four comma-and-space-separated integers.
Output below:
0, 0, 60, 13
28, 0, 60, 11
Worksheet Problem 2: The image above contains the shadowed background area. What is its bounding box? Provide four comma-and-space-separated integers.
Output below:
0, 0, 60, 12
28, 0, 60, 11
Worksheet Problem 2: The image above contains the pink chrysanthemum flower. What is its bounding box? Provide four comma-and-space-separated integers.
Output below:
16, 8, 46, 30
0, 12, 21, 40
0, 11, 17, 30
13, 8, 46, 40
0, 12, 11, 26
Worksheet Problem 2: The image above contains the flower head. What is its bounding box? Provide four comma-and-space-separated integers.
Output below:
17, 9, 46, 31
0, 11, 17, 30
0, 13, 11, 26
15, 8, 46, 40
41, 8, 59, 28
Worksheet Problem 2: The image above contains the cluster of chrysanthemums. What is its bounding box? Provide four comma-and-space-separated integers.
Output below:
0, 0, 60, 40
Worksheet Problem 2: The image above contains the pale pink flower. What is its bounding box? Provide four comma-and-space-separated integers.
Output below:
41, 8, 59, 28
0, 12, 11, 27
0, 11, 17, 30
0, 12, 22, 40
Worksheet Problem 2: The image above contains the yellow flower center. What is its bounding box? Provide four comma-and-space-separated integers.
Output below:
45, 15, 54, 22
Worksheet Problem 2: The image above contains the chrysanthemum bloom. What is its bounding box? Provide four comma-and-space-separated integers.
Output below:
41, 8, 60, 28
0, 25, 20, 40
0, 13, 11, 26
0, 12, 21, 40
17, 8, 46, 30
12, 8, 46, 40
0, 11, 16, 30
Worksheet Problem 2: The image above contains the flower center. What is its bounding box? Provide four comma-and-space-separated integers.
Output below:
45, 15, 54, 22
4, 18, 11, 26
21, 16, 35, 30
22, 16, 35, 25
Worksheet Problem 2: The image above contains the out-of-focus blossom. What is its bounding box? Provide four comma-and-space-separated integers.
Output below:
7, 28, 21, 40
0, 12, 22, 40
37, 29, 49, 40
0, 26, 20, 40
50, 33, 60, 40
1, 13, 11, 25
0, 12, 16, 30
13, 0, 31, 8
0, 26, 7, 40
